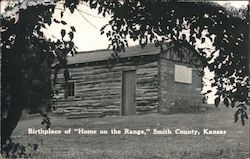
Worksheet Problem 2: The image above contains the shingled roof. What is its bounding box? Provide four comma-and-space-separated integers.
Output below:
67, 44, 163, 65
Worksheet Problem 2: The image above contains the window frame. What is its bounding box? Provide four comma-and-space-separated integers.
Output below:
66, 81, 75, 98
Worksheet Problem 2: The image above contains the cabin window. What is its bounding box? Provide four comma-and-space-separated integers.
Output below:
174, 64, 192, 84
66, 82, 75, 97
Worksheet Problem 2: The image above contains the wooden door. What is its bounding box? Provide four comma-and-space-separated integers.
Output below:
121, 70, 136, 115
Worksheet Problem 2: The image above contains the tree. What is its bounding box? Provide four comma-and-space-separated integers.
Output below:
1, 0, 77, 146
1, 0, 249, 147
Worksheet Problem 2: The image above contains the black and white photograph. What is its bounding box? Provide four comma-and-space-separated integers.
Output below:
0, 0, 249, 158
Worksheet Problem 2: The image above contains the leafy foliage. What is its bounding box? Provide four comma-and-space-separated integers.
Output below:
1, 0, 76, 113
85, 0, 249, 125
1, 0, 77, 146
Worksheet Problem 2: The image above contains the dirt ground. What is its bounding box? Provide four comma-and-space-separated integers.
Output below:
9, 105, 250, 159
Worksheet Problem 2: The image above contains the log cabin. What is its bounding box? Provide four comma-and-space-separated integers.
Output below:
52, 43, 203, 118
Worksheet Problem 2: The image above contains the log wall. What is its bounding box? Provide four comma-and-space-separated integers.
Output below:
52, 56, 159, 118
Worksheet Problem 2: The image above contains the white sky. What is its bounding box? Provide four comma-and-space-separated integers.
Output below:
42, 4, 114, 51
1, 1, 248, 51
42, 1, 248, 51
40, 3, 139, 52
216, 1, 248, 8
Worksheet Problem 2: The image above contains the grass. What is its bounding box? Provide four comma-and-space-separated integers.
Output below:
6, 105, 250, 159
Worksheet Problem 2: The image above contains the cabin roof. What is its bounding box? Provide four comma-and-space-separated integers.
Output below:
67, 44, 163, 65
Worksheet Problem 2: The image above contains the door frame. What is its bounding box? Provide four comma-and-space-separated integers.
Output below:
121, 69, 137, 116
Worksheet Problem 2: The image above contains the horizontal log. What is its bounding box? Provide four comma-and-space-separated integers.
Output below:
137, 88, 158, 94
77, 86, 120, 93
136, 93, 158, 101
65, 109, 121, 119
71, 71, 121, 81
137, 62, 158, 69
81, 95, 121, 101
76, 81, 121, 88
137, 79, 158, 84
66, 113, 105, 119
137, 74, 158, 80
60, 106, 88, 110
68, 111, 103, 115
68, 66, 105, 72
137, 100, 158, 104
55, 105, 119, 112
75, 79, 121, 85
54, 101, 121, 108
137, 68, 158, 74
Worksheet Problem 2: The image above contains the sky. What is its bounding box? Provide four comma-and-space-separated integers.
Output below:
41, 1, 249, 51
41, 3, 134, 52
216, 1, 248, 8
1, 1, 248, 52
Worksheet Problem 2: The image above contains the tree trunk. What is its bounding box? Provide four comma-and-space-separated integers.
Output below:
1, 107, 23, 146
1, 16, 26, 145
1, 65, 25, 146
